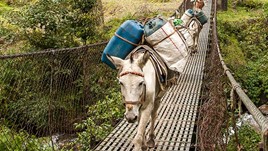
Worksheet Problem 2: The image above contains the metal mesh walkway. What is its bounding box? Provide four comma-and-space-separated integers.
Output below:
95, 1, 212, 150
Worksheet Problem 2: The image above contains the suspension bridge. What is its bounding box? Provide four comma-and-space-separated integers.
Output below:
0, 0, 267, 151
94, 0, 212, 150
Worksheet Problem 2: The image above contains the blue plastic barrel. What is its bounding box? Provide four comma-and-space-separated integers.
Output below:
144, 17, 167, 37
181, 9, 194, 24
101, 20, 144, 69
195, 11, 208, 25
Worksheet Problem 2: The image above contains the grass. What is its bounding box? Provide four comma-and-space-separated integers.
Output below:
102, 0, 183, 22
0, 1, 12, 15
217, 6, 262, 22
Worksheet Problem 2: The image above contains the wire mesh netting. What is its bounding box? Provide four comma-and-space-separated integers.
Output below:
0, 42, 122, 150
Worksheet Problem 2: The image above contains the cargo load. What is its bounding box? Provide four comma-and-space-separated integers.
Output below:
144, 17, 189, 73
101, 20, 144, 69
181, 9, 207, 26
195, 10, 207, 25
180, 9, 194, 25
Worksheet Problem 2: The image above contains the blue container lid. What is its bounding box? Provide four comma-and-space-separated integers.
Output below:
186, 9, 194, 15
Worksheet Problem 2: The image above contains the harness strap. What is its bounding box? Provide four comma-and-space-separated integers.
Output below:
114, 33, 140, 46
119, 71, 144, 77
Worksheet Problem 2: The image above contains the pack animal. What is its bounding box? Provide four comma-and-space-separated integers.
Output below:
107, 50, 174, 151
177, 0, 206, 54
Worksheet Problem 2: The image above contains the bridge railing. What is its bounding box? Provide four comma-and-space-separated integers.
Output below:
211, 0, 268, 150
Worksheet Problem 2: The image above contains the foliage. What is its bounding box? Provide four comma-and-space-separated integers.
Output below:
227, 125, 261, 151
236, 0, 264, 10
217, 0, 268, 105
103, 14, 136, 39
3, 0, 104, 49
0, 125, 55, 151
6, 0, 79, 49
68, 0, 104, 44
0, 58, 62, 133
0, 48, 118, 135
2, 0, 36, 6
0, 1, 18, 44
0, 0, 178, 150
74, 88, 124, 150
0, 1, 12, 15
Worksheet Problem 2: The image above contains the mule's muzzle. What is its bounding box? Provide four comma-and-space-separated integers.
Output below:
125, 112, 138, 123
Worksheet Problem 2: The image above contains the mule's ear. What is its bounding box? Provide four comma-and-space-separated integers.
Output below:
106, 54, 124, 69
137, 50, 150, 68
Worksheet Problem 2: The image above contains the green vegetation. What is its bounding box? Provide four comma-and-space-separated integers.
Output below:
218, 0, 268, 106
1, 0, 173, 149
0, 1, 12, 15
74, 90, 123, 150
0, 125, 55, 151
227, 125, 261, 151
218, 0, 267, 150
0, 0, 125, 150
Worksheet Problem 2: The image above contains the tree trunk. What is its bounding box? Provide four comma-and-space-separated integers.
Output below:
222, 0, 228, 11
93, 0, 104, 26
217, 0, 228, 11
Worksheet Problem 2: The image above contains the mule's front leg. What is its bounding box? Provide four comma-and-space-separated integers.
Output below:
133, 104, 153, 151
191, 33, 198, 55
147, 98, 161, 148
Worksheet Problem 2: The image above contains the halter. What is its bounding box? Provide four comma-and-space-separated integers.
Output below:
118, 71, 146, 105
119, 71, 144, 78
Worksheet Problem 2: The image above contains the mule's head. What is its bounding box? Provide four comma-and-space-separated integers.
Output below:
107, 51, 150, 123
195, 0, 205, 9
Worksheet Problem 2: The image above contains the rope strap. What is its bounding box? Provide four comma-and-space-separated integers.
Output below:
114, 33, 140, 46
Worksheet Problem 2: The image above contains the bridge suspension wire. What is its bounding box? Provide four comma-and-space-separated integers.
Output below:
211, 0, 268, 150
0, 42, 112, 150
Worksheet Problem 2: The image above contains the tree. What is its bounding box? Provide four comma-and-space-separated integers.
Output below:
222, 0, 228, 11
8, 0, 77, 49
69, 0, 104, 44
8, 0, 104, 49
217, 0, 228, 11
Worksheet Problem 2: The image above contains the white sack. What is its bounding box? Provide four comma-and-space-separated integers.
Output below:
145, 22, 189, 73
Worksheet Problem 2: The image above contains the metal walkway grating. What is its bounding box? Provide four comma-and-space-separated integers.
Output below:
94, 1, 212, 150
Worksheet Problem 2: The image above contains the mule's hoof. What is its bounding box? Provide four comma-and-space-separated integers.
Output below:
133, 147, 143, 151
147, 139, 155, 148
142, 145, 148, 151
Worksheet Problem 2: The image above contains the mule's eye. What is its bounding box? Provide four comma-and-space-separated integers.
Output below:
139, 82, 144, 87
119, 81, 123, 86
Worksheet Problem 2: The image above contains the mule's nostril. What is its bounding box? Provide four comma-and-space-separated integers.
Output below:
125, 112, 138, 123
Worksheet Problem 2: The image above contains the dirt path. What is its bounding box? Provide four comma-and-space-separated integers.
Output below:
102, 0, 183, 22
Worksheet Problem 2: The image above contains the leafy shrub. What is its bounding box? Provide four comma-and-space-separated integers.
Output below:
7, 0, 78, 49
0, 47, 118, 135
236, 0, 264, 10
217, 0, 268, 105
74, 88, 124, 150
0, 125, 55, 151
0, 1, 12, 15
227, 125, 261, 151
